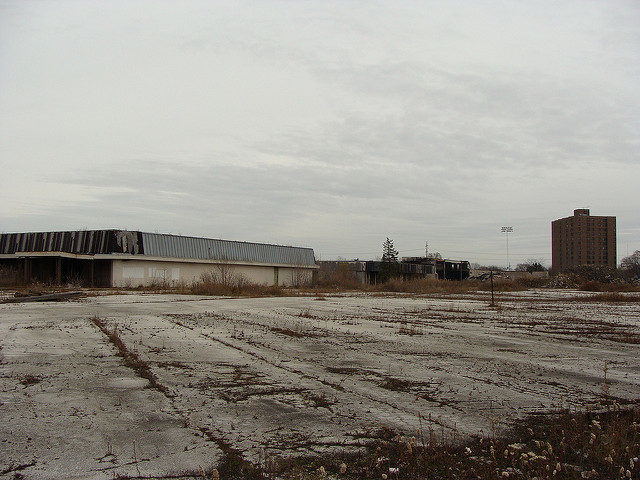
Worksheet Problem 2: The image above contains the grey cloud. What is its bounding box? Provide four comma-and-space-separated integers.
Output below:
1, 1, 639, 264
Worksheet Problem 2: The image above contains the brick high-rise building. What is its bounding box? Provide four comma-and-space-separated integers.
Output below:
551, 209, 616, 272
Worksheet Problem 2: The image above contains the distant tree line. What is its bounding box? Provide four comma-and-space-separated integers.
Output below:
515, 258, 547, 273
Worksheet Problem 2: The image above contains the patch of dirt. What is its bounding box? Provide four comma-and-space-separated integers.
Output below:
19, 375, 41, 387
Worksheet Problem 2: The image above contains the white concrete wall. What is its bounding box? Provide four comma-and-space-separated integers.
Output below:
275, 267, 314, 287
111, 259, 313, 287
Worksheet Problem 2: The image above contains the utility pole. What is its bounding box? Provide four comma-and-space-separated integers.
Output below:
501, 226, 513, 270
425, 241, 428, 258
490, 270, 495, 306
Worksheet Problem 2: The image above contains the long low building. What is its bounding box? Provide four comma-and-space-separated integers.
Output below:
318, 256, 470, 284
0, 230, 317, 287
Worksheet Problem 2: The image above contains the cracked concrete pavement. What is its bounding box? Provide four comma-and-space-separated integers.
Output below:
1, 290, 639, 478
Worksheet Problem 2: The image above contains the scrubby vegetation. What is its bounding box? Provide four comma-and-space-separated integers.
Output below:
160, 407, 640, 480
567, 292, 640, 303
108, 407, 640, 479
268, 407, 640, 480
186, 273, 283, 297
315, 264, 363, 290
111, 271, 284, 297
2, 261, 638, 298
0, 265, 23, 287
579, 281, 640, 293
315, 269, 547, 294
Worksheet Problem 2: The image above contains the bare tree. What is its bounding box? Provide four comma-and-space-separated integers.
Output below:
515, 258, 547, 273
620, 250, 640, 281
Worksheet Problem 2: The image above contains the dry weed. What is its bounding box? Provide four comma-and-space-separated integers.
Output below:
567, 292, 640, 303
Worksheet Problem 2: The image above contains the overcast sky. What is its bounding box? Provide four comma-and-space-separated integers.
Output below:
1, 1, 638, 266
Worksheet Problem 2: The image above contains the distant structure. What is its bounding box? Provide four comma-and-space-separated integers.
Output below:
551, 209, 616, 272
402, 257, 470, 281
318, 257, 470, 284
0, 230, 317, 287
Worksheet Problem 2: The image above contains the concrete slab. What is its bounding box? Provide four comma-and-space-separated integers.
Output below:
1, 290, 639, 478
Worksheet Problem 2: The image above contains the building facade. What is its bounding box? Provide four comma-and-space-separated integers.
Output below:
0, 230, 317, 287
551, 209, 616, 272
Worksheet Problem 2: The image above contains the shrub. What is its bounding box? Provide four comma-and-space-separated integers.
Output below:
0, 265, 23, 287
564, 265, 622, 283
372, 277, 477, 294
316, 264, 362, 290
189, 272, 283, 297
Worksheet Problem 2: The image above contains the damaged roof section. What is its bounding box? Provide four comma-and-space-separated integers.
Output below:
0, 230, 141, 256
0, 230, 316, 267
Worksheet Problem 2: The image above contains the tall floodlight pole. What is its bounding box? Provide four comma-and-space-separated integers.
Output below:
501, 226, 513, 270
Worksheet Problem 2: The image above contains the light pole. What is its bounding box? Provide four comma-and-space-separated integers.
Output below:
501, 226, 513, 270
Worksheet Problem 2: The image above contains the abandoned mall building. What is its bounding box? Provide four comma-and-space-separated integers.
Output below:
0, 230, 317, 287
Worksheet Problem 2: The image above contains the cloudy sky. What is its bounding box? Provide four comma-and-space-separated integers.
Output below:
1, 1, 638, 266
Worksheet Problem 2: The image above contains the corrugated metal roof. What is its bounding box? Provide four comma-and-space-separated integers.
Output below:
0, 230, 316, 266
141, 232, 315, 266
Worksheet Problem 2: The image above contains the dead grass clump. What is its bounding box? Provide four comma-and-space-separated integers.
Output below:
397, 324, 423, 336
580, 280, 640, 292
270, 327, 306, 338
188, 280, 235, 296
305, 392, 333, 409
325, 366, 360, 375
20, 375, 41, 387
379, 377, 412, 392
568, 292, 640, 303
298, 307, 312, 318
126, 280, 173, 292
477, 277, 547, 292
156, 361, 193, 370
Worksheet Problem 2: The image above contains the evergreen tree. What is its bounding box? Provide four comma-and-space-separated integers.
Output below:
380, 237, 399, 282
382, 237, 398, 263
